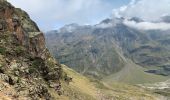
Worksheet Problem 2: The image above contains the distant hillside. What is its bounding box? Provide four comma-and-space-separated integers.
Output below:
46, 17, 170, 81
103, 59, 168, 84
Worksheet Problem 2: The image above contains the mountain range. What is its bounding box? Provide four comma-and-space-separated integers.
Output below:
46, 16, 170, 81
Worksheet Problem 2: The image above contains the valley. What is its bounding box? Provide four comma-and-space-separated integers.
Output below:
58, 64, 166, 100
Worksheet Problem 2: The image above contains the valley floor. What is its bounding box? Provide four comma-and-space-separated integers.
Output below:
56, 65, 168, 100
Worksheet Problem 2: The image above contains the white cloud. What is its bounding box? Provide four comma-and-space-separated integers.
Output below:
95, 23, 113, 28
113, 0, 170, 21
113, 0, 170, 31
123, 20, 170, 30
7, 0, 113, 31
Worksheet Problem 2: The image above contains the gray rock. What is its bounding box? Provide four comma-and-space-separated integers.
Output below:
0, 22, 3, 30
0, 73, 9, 82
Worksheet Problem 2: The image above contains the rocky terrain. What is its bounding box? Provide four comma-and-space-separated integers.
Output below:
0, 0, 64, 99
138, 80, 170, 99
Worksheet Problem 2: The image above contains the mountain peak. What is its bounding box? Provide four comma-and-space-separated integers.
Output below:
59, 23, 80, 33
100, 18, 112, 24
161, 15, 170, 23
128, 17, 144, 22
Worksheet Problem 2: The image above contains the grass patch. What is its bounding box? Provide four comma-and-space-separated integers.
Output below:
0, 47, 6, 55
61, 64, 161, 100
14, 46, 25, 56
102, 60, 168, 84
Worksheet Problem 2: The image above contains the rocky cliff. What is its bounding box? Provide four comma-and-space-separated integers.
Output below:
0, 0, 63, 99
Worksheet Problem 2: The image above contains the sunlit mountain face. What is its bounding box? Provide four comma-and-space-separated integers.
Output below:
46, 16, 170, 78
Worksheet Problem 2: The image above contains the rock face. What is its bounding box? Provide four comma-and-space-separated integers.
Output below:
0, 0, 63, 99
0, 0, 45, 57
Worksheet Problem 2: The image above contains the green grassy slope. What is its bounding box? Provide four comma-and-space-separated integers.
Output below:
56, 64, 165, 100
103, 60, 169, 85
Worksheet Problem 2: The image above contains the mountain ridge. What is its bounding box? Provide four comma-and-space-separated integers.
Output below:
46, 16, 170, 82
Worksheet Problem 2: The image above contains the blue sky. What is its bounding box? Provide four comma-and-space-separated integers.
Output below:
7, 0, 130, 31
7, 0, 170, 31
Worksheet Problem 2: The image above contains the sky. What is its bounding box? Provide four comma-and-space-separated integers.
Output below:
7, 0, 130, 31
7, 0, 170, 31
114, 0, 170, 31
113, 0, 170, 21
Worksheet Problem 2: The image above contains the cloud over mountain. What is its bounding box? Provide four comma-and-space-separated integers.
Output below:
113, 0, 170, 21
123, 20, 170, 31
112, 0, 170, 31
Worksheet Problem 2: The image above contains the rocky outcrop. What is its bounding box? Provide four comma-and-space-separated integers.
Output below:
0, 0, 45, 58
0, 0, 63, 99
